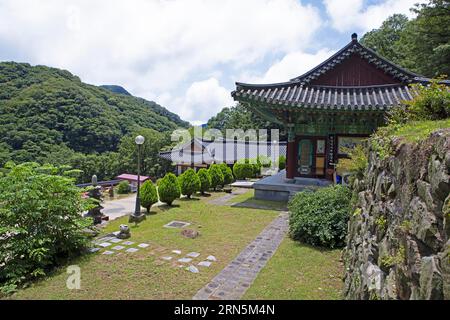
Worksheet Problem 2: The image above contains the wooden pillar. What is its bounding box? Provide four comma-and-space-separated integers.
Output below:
286, 124, 296, 179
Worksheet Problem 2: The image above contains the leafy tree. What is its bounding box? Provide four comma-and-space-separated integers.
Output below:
278, 155, 286, 170
219, 163, 234, 185
0, 163, 92, 293
360, 14, 409, 64
157, 173, 181, 205
178, 168, 201, 198
140, 180, 158, 213
117, 181, 130, 194
197, 168, 211, 194
208, 164, 224, 191
233, 162, 254, 180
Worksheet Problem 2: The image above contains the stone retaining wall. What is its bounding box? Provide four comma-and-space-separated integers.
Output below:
343, 129, 449, 300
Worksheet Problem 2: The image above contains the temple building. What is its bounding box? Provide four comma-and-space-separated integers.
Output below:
232, 33, 445, 184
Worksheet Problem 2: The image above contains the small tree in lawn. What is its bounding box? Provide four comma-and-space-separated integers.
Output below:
219, 163, 234, 185
208, 164, 224, 191
178, 168, 201, 199
140, 180, 158, 213
157, 173, 181, 206
197, 168, 211, 195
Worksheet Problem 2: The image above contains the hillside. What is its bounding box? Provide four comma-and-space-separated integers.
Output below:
100, 85, 132, 96
0, 62, 189, 164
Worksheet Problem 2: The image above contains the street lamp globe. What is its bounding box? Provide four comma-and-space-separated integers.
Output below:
135, 135, 145, 145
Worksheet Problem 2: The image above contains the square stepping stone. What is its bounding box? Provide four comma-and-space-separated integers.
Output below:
88, 247, 100, 253
97, 236, 114, 242
206, 255, 217, 261
102, 251, 114, 255
198, 261, 212, 267
172, 250, 182, 255
126, 248, 139, 253
98, 242, 112, 248
112, 245, 125, 250
178, 257, 193, 263
110, 238, 122, 243
187, 265, 199, 273
138, 243, 150, 248
122, 241, 135, 246
162, 256, 173, 261
187, 252, 200, 258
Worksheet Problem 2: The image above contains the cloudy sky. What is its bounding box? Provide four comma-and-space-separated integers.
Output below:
0, 0, 421, 125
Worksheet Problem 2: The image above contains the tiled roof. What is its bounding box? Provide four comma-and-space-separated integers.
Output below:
233, 84, 417, 111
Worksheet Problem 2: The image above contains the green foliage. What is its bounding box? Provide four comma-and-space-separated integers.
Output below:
0, 163, 91, 293
361, 1, 450, 78
218, 163, 234, 185
278, 155, 286, 170
288, 185, 352, 248
403, 80, 450, 121
375, 216, 387, 230
117, 181, 131, 194
197, 168, 211, 194
177, 168, 201, 198
380, 246, 405, 269
233, 162, 254, 180
336, 144, 368, 178
157, 173, 181, 205
140, 180, 158, 213
208, 164, 224, 191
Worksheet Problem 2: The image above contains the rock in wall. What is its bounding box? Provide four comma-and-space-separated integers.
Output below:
343, 129, 450, 300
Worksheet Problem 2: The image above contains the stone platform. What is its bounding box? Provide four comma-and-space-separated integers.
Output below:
253, 170, 332, 202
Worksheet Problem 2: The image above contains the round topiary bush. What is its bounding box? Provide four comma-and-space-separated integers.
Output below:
140, 180, 158, 213
197, 168, 211, 194
178, 168, 201, 198
233, 162, 254, 180
288, 185, 352, 248
157, 173, 181, 206
219, 163, 234, 185
117, 180, 131, 194
208, 164, 224, 191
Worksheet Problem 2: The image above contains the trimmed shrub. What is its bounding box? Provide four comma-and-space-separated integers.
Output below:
178, 168, 201, 198
278, 155, 286, 170
157, 173, 181, 205
233, 162, 254, 180
208, 164, 224, 191
197, 168, 211, 194
140, 180, 158, 213
117, 180, 130, 194
288, 185, 352, 248
219, 163, 234, 185
0, 163, 91, 294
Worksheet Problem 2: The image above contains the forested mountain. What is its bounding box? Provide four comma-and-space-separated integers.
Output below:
0, 62, 188, 164
100, 85, 132, 96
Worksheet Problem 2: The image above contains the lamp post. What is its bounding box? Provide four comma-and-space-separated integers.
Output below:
129, 135, 146, 224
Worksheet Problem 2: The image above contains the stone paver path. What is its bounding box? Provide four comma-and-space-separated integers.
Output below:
193, 212, 289, 300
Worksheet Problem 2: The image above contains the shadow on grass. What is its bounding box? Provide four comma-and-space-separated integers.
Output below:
157, 203, 181, 212
231, 197, 288, 211
196, 192, 212, 197
178, 197, 200, 202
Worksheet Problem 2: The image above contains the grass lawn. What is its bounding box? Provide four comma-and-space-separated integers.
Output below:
243, 239, 343, 300
11, 190, 278, 300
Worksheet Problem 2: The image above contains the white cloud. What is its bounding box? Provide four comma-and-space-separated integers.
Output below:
323, 0, 420, 33
242, 49, 335, 84
175, 78, 234, 126
0, 0, 323, 123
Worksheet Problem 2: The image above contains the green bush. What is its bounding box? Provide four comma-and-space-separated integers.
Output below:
336, 144, 368, 179
117, 180, 131, 194
219, 163, 234, 185
233, 162, 254, 180
288, 185, 352, 248
140, 180, 158, 213
197, 168, 211, 194
278, 155, 286, 170
157, 173, 181, 205
178, 168, 201, 198
0, 163, 91, 293
208, 164, 224, 191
